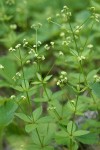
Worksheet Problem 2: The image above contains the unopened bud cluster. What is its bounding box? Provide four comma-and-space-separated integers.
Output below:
31, 23, 42, 30
57, 71, 68, 87
61, 6, 71, 21
77, 55, 86, 62
9, 43, 21, 52
47, 106, 56, 111
12, 72, 21, 81
44, 42, 55, 50
89, 7, 100, 22
93, 75, 100, 82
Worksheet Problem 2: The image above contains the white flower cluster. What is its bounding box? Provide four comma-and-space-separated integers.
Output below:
12, 72, 21, 81
57, 71, 68, 87
61, 6, 71, 21
28, 50, 45, 62
47, 106, 56, 111
59, 51, 64, 56
9, 43, 21, 52
44, 42, 55, 50
47, 17, 52, 22
93, 75, 100, 82
75, 25, 83, 34
23, 39, 28, 47
31, 23, 42, 30
21, 95, 26, 100
89, 7, 100, 22
77, 55, 86, 62
62, 36, 71, 46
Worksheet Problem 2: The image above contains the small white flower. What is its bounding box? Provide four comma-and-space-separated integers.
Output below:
10, 24, 17, 30
12, 76, 16, 81
47, 17, 52, 22
78, 56, 86, 61
87, 44, 93, 49
41, 55, 45, 60
9, 47, 16, 52
44, 44, 50, 50
28, 51, 32, 54
47, 106, 56, 110
15, 44, 21, 49
63, 5, 69, 10
26, 60, 30, 64
31, 23, 42, 29
56, 13, 60, 17
37, 41, 42, 45
21, 95, 26, 100
93, 74, 100, 82
60, 32, 65, 37
50, 42, 54, 46
23, 41, 28, 47
62, 41, 69, 46
10, 95, 16, 99
16, 72, 21, 77
93, 75, 98, 79
59, 51, 64, 56
0, 64, 4, 69
61, 71, 67, 75
33, 44, 36, 48
34, 53, 38, 57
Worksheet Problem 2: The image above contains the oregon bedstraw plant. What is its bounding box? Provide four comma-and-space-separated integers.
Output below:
0, 1, 100, 150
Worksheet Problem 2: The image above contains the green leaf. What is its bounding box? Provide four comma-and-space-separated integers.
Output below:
67, 121, 77, 134
32, 81, 41, 85
73, 130, 90, 136
13, 86, 23, 92
36, 73, 42, 81
56, 130, 69, 138
44, 75, 52, 82
33, 106, 42, 121
87, 69, 99, 82
52, 90, 65, 100
37, 116, 53, 123
0, 100, 17, 127
25, 124, 38, 133
21, 80, 29, 90
34, 97, 48, 102
70, 49, 78, 56
15, 113, 32, 123
77, 133, 99, 144
43, 88, 52, 100
90, 82, 100, 98
0, 57, 17, 84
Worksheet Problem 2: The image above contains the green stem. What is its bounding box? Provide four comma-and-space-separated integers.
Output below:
43, 83, 61, 120
18, 48, 31, 106
68, 21, 79, 54
36, 128, 43, 147
69, 94, 79, 150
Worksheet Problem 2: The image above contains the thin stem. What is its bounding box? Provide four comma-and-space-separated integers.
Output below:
82, 21, 94, 52
74, 17, 90, 32
36, 29, 38, 53
36, 128, 43, 147
46, 62, 55, 76
68, 21, 79, 54
18, 48, 31, 106
50, 20, 62, 27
